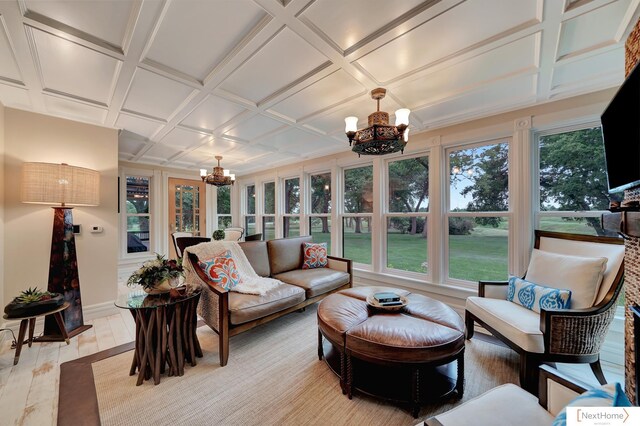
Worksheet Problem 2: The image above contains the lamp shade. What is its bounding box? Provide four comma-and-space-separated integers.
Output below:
345, 116, 358, 133
21, 162, 100, 206
394, 108, 410, 126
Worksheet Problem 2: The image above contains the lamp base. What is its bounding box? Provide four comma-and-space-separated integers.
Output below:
43, 207, 90, 339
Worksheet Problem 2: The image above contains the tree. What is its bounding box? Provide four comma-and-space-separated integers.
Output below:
216, 185, 231, 215
388, 156, 429, 236
344, 166, 373, 233
311, 173, 331, 233
540, 128, 620, 235
284, 179, 299, 235
264, 182, 275, 215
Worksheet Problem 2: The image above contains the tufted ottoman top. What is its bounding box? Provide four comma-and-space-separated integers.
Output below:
318, 286, 465, 363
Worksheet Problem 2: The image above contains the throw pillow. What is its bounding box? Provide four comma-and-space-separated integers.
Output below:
552, 382, 632, 426
198, 250, 241, 291
507, 277, 571, 313
302, 242, 328, 269
525, 249, 607, 309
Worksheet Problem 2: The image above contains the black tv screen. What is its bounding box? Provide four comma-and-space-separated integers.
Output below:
601, 61, 640, 193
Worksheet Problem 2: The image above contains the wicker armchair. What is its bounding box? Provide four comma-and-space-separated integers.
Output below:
465, 230, 625, 395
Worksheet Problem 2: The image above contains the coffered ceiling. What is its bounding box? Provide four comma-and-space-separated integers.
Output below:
0, 0, 637, 176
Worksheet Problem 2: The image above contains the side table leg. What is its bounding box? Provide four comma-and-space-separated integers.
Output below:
346, 353, 353, 400
52, 312, 70, 344
13, 320, 28, 365
456, 350, 465, 398
317, 329, 323, 361
28, 318, 36, 347
339, 348, 345, 394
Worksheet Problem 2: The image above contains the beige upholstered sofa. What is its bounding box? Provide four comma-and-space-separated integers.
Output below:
185, 235, 352, 366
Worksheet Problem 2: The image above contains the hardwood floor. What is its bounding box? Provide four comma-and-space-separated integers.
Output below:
0, 291, 626, 426
0, 308, 135, 426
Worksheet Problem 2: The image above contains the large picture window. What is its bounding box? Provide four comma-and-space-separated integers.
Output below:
309, 172, 331, 253
216, 185, 231, 229
386, 156, 429, 273
447, 141, 510, 282
342, 165, 373, 265
126, 176, 151, 254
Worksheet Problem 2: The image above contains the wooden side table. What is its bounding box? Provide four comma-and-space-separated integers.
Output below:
115, 290, 202, 386
3, 302, 70, 365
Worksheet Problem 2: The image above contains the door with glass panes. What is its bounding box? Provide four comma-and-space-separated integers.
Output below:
168, 178, 206, 258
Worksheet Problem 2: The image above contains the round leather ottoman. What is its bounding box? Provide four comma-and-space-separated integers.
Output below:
317, 286, 465, 418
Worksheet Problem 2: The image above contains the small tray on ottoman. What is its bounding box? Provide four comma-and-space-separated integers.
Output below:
366, 294, 408, 311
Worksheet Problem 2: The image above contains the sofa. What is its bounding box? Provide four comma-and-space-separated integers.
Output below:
424, 365, 588, 426
184, 235, 352, 366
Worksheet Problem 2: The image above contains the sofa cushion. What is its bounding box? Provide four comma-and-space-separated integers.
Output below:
274, 268, 350, 298
428, 383, 554, 426
525, 249, 607, 309
239, 241, 270, 277
466, 296, 544, 353
507, 277, 572, 313
229, 283, 305, 325
267, 236, 312, 275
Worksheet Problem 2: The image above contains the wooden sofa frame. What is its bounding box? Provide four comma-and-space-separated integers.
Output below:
188, 252, 352, 366
465, 230, 625, 394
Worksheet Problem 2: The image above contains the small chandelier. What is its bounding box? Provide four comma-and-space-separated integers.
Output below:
345, 88, 410, 156
200, 156, 235, 187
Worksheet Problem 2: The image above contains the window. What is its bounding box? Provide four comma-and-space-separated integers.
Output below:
386, 156, 429, 273
216, 185, 231, 229
126, 176, 151, 254
245, 184, 256, 235
283, 177, 300, 237
309, 172, 331, 253
262, 181, 275, 240
537, 126, 620, 236
343, 165, 373, 265
447, 141, 510, 282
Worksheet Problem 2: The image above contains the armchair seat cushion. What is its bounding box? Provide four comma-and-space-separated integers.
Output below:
229, 283, 305, 325
466, 296, 543, 353
428, 383, 554, 426
274, 268, 350, 298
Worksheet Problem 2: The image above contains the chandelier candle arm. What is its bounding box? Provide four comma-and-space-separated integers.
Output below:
344, 88, 410, 156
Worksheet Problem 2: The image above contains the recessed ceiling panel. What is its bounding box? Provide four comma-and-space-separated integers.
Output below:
412, 74, 536, 126
300, 0, 424, 51
144, 143, 182, 160
24, 0, 133, 47
0, 18, 22, 83
220, 28, 328, 103
32, 28, 120, 104
225, 144, 274, 162
552, 47, 623, 89
118, 132, 147, 157
0, 83, 31, 109
144, 1, 267, 80
224, 114, 286, 141
557, 0, 632, 59
115, 112, 163, 139
258, 128, 328, 151
123, 68, 196, 120
43, 94, 108, 124
393, 34, 539, 108
180, 95, 247, 132
269, 70, 366, 120
191, 139, 239, 157
159, 127, 209, 149
355, 0, 539, 83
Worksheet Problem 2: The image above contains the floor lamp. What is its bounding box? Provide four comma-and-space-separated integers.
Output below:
21, 162, 100, 341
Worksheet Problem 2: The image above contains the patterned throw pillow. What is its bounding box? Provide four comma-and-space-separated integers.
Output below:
552, 382, 631, 426
198, 250, 241, 290
507, 277, 571, 313
302, 242, 328, 270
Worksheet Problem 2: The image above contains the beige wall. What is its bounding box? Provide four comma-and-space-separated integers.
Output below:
0, 101, 5, 322
4, 108, 118, 309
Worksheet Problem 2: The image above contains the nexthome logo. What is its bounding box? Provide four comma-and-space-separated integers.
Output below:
567, 407, 638, 425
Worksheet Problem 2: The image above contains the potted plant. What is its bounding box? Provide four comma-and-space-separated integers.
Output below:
212, 229, 226, 241
4, 287, 64, 318
127, 253, 184, 294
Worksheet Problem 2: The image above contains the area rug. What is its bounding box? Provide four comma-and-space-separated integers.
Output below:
64, 305, 519, 425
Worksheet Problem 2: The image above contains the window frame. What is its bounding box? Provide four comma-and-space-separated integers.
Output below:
214, 185, 232, 230
341, 163, 374, 270
244, 183, 256, 236
120, 170, 155, 259
282, 175, 302, 238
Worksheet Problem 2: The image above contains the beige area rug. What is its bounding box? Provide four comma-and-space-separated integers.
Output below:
92, 305, 519, 426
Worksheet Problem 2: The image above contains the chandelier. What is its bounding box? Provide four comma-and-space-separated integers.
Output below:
345, 88, 410, 156
200, 156, 235, 187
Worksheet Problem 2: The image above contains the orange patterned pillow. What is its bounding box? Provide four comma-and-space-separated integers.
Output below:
302, 242, 328, 269
198, 250, 241, 290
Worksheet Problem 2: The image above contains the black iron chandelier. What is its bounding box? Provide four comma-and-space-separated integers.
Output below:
200, 156, 235, 187
345, 88, 410, 156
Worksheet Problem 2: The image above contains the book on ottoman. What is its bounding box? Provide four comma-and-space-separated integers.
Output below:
373, 292, 401, 303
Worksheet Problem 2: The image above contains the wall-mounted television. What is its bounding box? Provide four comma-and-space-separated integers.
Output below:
601, 61, 640, 193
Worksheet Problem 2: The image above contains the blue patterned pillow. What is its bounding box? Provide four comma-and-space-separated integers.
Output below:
507, 277, 571, 313
553, 382, 631, 426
